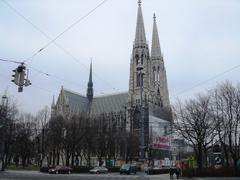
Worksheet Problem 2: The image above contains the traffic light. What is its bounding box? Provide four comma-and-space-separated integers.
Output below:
11, 63, 31, 92
11, 68, 20, 85
17, 65, 25, 85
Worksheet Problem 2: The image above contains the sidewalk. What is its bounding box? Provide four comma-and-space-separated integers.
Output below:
147, 173, 240, 180
147, 173, 184, 180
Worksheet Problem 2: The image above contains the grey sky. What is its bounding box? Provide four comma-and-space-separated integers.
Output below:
1, 0, 240, 114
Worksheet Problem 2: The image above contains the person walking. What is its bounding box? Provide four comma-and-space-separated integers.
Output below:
175, 166, 181, 179
169, 166, 174, 179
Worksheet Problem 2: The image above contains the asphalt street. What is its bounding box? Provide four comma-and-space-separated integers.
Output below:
0, 170, 240, 180
0, 170, 149, 180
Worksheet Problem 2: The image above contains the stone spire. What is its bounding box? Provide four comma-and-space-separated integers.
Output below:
135, 0, 146, 46
87, 61, 93, 101
51, 95, 56, 117
51, 95, 55, 108
151, 13, 162, 59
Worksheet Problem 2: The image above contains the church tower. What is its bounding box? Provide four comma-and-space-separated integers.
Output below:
150, 14, 170, 107
128, 0, 151, 107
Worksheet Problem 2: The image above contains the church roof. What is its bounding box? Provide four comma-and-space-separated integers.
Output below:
63, 89, 89, 113
63, 89, 128, 115
91, 92, 128, 115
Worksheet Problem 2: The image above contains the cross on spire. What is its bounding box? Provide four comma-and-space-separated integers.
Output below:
138, 0, 141, 7
153, 13, 156, 22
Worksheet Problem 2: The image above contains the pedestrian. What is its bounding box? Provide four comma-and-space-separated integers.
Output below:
169, 166, 174, 179
175, 166, 181, 179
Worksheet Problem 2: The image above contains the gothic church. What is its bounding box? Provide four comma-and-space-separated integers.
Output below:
52, 1, 171, 135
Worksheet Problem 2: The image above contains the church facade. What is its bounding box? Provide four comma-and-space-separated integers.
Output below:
52, 0, 171, 162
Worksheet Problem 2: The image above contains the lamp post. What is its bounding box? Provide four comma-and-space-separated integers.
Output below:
1, 95, 8, 171
136, 67, 145, 161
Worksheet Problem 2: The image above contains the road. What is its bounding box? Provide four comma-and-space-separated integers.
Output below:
0, 170, 240, 180
0, 170, 148, 180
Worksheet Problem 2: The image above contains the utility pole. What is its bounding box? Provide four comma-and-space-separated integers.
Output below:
137, 66, 145, 161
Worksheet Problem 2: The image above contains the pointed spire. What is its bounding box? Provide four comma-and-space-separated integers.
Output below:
135, 0, 146, 46
151, 13, 162, 59
51, 96, 55, 108
87, 60, 93, 101
89, 60, 93, 84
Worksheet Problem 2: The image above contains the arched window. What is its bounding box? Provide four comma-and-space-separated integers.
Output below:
137, 73, 143, 87
135, 54, 139, 65
157, 66, 160, 81
137, 73, 140, 87
153, 66, 156, 82
141, 54, 144, 65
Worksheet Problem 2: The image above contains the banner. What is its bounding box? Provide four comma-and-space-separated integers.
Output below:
149, 115, 171, 150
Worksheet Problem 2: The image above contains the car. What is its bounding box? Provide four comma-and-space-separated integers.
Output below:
120, 164, 136, 175
89, 166, 108, 174
48, 165, 72, 174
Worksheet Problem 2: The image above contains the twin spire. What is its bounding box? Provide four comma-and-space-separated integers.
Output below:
86, 1, 161, 102
151, 13, 162, 59
135, 0, 146, 46
135, 0, 162, 58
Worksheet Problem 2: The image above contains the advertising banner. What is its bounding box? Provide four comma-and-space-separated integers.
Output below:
149, 115, 171, 150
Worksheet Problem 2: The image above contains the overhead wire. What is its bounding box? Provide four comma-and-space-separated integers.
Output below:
0, 58, 22, 64
171, 63, 240, 99
2, 1, 240, 98
1, 55, 240, 98
2, 0, 118, 92
22, 0, 109, 63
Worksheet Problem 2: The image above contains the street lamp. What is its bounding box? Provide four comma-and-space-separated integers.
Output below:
136, 66, 145, 161
1, 94, 8, 171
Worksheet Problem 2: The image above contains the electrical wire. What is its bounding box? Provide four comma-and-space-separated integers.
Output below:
0, 58, 22, 64
172, 64, 240, 98
1, 55, 240, 99
21, 0, 109, 63
28, 65, 84, 88
2, 0, 118, 92
2, 1, 240, 98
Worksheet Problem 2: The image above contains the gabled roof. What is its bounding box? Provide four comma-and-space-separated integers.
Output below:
62, 89, 128, 115
91, 92, 128, 115
63, 89, 89, 113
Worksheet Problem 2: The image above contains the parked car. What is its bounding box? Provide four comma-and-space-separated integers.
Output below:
48, 165, 72, 174
89, 166, 108, 174
120, 164, 136, 175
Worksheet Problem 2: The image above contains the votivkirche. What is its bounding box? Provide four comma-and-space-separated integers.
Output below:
52, 0, 172, 163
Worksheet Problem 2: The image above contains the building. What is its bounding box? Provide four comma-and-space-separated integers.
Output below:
52, 0, 172, 163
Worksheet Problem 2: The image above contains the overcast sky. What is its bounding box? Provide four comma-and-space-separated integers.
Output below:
1, 0, 240, 114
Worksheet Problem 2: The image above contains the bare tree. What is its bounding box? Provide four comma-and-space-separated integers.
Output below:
211, 81, 240, 173
35, 106, 50, 167
173, 94, 216, 169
